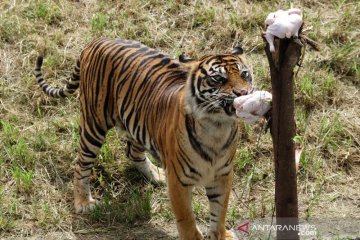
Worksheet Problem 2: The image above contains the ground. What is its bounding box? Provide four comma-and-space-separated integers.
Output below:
0, 0, 359, 239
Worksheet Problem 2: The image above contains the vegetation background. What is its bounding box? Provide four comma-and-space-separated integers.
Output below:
0, 0, 359, 239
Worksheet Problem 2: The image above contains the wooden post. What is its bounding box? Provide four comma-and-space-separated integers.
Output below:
263, 36, 302, 239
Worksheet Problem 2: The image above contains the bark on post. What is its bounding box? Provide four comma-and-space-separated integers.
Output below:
263, 36, 302, 240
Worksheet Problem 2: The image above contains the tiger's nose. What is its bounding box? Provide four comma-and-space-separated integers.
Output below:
233, 89, 248, 96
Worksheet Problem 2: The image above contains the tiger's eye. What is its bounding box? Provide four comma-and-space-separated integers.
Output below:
241, 70, 249, 79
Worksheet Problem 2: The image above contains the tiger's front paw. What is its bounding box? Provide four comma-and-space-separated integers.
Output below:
180, 228, 203, 240
74, 196, 98, 213
225, 229, 238, 240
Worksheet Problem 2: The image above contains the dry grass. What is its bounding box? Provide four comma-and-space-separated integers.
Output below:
0, 0, 359, 239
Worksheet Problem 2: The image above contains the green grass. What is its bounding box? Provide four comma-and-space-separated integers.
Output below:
0, 0, 359, 238
159, 208, 174, 222
298, 147, 316, 173
1, 120, 20, 147
91, 12, 107, 34
90, 186, 153, 224
0, 194, 16, 232
11, 166, 33, 194
234, 147, 253, 171
193, 7, 216, 28
24, 0, 62, 25
0, 155, 4, 176
192, 200, 207, 220
0, 14, 24, 44
8, 138, 34, 168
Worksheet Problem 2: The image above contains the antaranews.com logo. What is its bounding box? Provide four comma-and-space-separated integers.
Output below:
236, 221, 317, 238
233, 218, 360, 239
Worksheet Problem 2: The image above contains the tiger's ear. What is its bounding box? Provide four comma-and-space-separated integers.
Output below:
232, 46, 244, 55
179, 52, 196, 70
179, 53, 195, 63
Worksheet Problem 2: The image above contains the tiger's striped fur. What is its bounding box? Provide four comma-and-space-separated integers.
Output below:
35, 37, 252, 240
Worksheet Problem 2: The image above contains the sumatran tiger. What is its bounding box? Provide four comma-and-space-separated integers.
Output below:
34, 37, 253, 240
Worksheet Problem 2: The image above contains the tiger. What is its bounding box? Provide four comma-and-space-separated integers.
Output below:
34, 37, 253, 240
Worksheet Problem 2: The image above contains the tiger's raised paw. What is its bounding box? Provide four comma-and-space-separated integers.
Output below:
133, 157, 166, 184
74, 196, 99, 214
147, 163, 166, 183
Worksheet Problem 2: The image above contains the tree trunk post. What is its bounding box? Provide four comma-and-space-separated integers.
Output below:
263, 36, 302, 240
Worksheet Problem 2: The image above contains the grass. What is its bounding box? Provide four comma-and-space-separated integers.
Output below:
91, 12, 107, 34
89, 186, 153, 224
0, 0, 359, 239
11, 166, 33, 194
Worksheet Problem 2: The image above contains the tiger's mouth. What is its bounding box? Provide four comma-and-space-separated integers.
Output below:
223, 97, 236, 115
226, 104, 236, 115
223, 89, 252, 116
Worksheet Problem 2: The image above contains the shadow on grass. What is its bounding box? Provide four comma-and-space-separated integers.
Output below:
71, 164, 174, 240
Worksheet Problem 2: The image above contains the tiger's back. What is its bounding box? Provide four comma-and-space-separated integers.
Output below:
79, 38, 187, 154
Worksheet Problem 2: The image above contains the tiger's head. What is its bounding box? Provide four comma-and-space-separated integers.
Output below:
180, 47, 253, 120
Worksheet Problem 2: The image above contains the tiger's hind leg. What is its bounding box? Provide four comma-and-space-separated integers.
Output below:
125, 140, 165, 183
74, 115, 107, 213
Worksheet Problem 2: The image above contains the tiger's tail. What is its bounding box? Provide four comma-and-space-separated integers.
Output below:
34, 56, 80, 98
